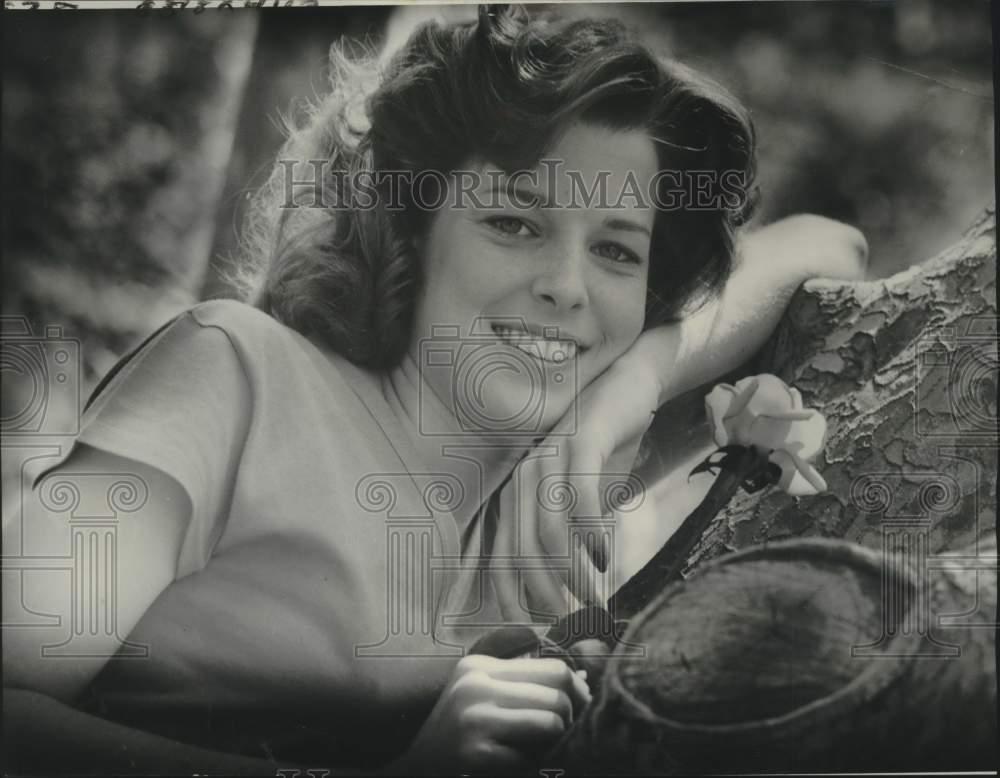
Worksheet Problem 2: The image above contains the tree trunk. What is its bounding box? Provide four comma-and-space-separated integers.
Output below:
548, 205, 997, 773
699, 203, 997, 561
552, 535, 997, 774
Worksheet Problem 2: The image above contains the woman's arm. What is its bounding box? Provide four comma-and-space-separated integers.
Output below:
2, 446, 408, 777
623, 214, 870, 404
3, 446, 194, 704
521, 215, 869, 594
2, 448, 289, 774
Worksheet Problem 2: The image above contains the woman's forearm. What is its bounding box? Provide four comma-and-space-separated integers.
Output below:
621, 274, 797, 411
626, 215, 869, 406
2, 687, 375, 776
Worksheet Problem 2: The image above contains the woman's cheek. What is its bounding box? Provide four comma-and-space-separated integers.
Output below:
608, 283, 647, 353
582, 292, 645, 387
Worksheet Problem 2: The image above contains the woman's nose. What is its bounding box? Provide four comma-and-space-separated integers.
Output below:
531, 246, 589, 312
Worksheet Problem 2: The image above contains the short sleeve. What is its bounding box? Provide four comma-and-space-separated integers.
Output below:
31, 310, 252, 579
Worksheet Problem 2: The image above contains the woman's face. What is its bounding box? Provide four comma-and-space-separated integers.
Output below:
409, 121, 657, 435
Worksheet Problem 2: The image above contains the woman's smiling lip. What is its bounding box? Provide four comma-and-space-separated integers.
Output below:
489, 321, 585, 362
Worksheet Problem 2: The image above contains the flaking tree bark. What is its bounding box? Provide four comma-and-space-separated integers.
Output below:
549, 205, 998, 774
702, 204, 997, 560
639, 204, 997, 562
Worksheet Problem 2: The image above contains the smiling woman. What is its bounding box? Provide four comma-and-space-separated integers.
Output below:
3, 4, 870, 776
411, 123, 657, 435
235, 4, 759, 368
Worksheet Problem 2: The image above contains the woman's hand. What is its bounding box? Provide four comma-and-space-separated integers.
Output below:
489, 214, 868, 614
490, 351, 663, 615
386, 654, 591, 775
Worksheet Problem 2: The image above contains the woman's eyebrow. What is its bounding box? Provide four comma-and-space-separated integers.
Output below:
485, 183, 544, 208
477, 185, 653, 238
602, 217, 651, 237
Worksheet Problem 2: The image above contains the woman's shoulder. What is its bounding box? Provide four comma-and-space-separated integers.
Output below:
83, 300, 326, 420
186, 298, 289, 342
185, 298, 323, 367
184, 297, 381, 394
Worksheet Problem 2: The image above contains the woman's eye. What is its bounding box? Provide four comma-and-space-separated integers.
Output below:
593, 241, 641, 265
484, 216, 536, 237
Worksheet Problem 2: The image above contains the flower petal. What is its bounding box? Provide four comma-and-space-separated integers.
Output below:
724, 378, 760, 421
769, 450, 828, 496
780, 409, 828, 462
763, 410, 815, 421
789, 387, 804, 410
743, 374, 796, 416
745, 415, 797, 452
703, 374, 829, 467
705, 384, 738, 447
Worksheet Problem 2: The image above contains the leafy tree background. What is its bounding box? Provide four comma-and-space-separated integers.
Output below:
2, 1, 994, 490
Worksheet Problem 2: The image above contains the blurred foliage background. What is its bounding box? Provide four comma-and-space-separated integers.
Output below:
1, 0, 994, 454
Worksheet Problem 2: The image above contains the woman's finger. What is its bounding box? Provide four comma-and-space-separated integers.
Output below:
566, 533, 601, 611
483, 678, 575, 727
518, 454, 571, 621
491, 476, 529, 623
533, 441, 573, 564
556, 446, 607, 607
470, 704, 568, 749
481, 657, 591, 711
566, 446, 611, 575
458, 736, 533, 776
531, 442, 603, 610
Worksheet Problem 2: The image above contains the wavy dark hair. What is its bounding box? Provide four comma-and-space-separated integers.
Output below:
230, 5, 759, 368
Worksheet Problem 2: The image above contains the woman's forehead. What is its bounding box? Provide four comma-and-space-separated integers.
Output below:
455, 124, 659, 217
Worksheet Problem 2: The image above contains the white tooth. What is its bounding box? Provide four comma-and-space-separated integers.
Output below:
493, 328, 579, 362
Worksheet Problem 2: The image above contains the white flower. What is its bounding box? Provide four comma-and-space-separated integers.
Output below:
704, 374, 828, 496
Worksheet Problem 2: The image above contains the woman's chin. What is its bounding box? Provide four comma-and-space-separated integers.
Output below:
458, 376, 575, 438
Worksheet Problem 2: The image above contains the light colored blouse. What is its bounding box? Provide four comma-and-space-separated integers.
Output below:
36, 299, 521, 766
